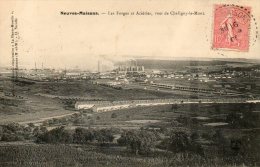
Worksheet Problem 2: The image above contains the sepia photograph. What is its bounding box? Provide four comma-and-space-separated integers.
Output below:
0, 0, 259, 166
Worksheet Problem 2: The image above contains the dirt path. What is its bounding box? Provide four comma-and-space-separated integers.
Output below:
18, 111, 80, 125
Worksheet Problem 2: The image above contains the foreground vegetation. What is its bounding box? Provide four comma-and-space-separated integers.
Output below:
0, 144, 246, 167
0, 102, 259, 166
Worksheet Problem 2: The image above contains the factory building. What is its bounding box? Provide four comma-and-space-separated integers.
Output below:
116, 65, 145, 73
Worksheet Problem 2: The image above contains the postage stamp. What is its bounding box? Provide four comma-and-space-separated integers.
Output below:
212, 4, 251, 52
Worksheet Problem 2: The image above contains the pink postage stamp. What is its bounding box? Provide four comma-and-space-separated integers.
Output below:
212, 4, 251, 52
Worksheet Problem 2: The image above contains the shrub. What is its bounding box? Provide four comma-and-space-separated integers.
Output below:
73, 128, 114, 144
73, 128, 87, 144
0, 123, 32, 142
168, 131, 191, 153
213, 130, 229, 155
73, 128, 95, 144
36, 126, 73, 144
0, 126, 3, 136
1, 133, 17, 142
160, 130, 204, 155
170, 120, 182, 127
94, 129, 114, 143
4, 123, 23, 133
190, 131, 200, 141
241, 111, 259, 128
226, 112, 241, 128
118, 130, 157, 155
33, 126, 48, 137
176, 115, 198, 127
171, 104, 178, 112
73, 117, 86, 125
226, 111, 259, 128
111, 113, 117, 118
28, 123, 35, 128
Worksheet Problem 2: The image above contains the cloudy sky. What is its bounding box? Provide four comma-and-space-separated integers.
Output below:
0, 0, 259, 70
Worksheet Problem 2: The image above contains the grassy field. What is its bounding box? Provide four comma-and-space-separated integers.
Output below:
0, 77, 182, 124
27, 80, 178, 100
87, 103, 260, 130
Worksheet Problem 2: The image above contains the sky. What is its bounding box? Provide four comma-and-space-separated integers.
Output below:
0, 0, 259, 70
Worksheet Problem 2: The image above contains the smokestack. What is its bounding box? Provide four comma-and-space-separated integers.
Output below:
98, 60, 101, 73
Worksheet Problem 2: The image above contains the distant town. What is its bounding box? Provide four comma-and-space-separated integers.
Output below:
1, 58, 260, 100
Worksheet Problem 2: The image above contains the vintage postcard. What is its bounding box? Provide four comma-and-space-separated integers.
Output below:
0, 0, 259, 167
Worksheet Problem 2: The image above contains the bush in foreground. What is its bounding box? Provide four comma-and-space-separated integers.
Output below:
117, 130, 157, 155
36, 126, 73, 144
73, 128, 114, 144
0, 123, 32, 142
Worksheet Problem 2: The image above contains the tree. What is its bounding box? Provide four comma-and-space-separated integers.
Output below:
226, 112, 241, 128
28, 123, 35, 128
0, 126, 3, 138
111, 113, 117, 118
36, 126, 73, 144
168, 131, 191, 153
230, 138, 242, 156
4, 123, 23, 133
94, 129, 114, 143
73, 128, 114, 144
73, 115, 86, 125
0, 123, 31, 142
213, 129, 228, 155
73, 128, 87, 144
85, 129, 95, 142
214, 104, 220, 112
118, 130, 157, 155
226, 111, 259, 128
160, 130, 204, 155
241, 111, 259, 128
33, 126, 48, 138
171, 104, 178, 112
190, 131, 200, 141
1, 133, 17, 141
